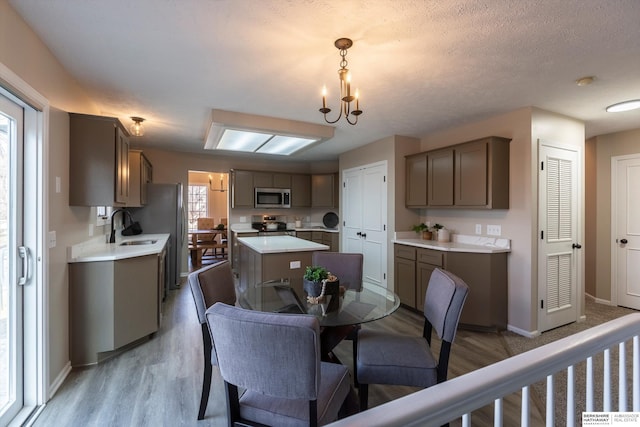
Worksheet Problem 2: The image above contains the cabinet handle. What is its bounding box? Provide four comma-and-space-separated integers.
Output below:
18, 246, 31, 286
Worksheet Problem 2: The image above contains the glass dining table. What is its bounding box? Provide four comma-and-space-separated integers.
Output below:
236, 278, 400, 360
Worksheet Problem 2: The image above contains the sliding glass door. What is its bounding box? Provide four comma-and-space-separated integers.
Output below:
0, 92, 26, 424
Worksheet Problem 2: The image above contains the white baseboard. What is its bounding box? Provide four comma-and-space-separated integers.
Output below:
47, 361, 71, 400
507, 324, 540, 338
585, 292, 613, 305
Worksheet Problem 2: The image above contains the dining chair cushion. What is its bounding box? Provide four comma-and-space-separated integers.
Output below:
356, 329, 437, 387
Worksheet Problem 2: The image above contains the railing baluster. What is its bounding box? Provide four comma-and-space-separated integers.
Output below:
494, 398, 503, 427
546, 374, 554, 426
604, 348, 611, 412
586, 356, 594, 411
567, 365, 575, 426
620, 341, 627, 411
462, 412, 471, 427
521, 386, 529, 427
634, 336, 640, 411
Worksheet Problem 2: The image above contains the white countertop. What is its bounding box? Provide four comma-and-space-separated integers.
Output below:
68, 233, 170, 263
393, 233, 511, 254
237, 235, 329, 254
230, 225, 339, 234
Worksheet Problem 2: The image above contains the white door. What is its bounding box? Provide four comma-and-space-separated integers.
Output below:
342, 162, 387, 286
613, 154, 640, 309
0, 92, 26, 424
538, 142, 581, 332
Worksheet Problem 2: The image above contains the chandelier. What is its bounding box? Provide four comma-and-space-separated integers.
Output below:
319, 38, 363, 125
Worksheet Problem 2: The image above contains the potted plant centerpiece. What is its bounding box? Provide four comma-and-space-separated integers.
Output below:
412, 223, 432, 240
303, 265, 339, 300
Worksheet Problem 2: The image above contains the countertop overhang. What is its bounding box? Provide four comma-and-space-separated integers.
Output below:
68, 233, 170, 263
393, 233, 511, 254
237, 235, 329, 254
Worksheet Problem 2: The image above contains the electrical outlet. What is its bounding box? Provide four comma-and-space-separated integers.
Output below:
475, 224, 482, 235
290, 260, 301, 269
487, 225, 501, 236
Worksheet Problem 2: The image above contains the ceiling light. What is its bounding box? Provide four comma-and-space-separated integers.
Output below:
575, 76, 595, 86
319, 38, 363, 125
130, 116, 145, 136
204, 109, 334, 156
606, 99, 640, 113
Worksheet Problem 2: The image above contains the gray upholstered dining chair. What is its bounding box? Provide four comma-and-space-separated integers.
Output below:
188, 260, 236, 420
311, 251, 363, 291
206, 303, 351, 427
355, 267, 469, 410
311, 251, 364, 364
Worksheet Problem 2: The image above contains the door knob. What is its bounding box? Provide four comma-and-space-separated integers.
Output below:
362, 233, 366, 238
621, 239, 628, 244
572, 243, 582, 249
356, 232, 362, 237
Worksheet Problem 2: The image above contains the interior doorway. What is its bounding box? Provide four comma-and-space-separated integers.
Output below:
187, 171, 229, 269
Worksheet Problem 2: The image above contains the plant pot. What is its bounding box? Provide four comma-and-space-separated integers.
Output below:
303, 278, 340, 297
421, 231, 433, 240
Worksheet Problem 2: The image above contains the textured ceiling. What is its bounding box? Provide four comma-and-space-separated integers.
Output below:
8, 0, 640, 161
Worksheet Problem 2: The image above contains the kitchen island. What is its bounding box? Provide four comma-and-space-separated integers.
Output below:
68, 234, 169, 366
237, 235, 329, 293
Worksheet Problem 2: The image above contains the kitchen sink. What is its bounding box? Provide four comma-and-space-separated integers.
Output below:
120, 240, 158, 246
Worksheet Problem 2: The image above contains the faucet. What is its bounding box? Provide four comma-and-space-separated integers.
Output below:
109, 208, 133, 243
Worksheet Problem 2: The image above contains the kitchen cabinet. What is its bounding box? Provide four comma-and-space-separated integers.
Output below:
231, 231, 258, 273
69, 254, 160, 366
128, 150, 153, 207
427, 148, 454, 206
405, 153, 427, 207
252, 171, 291, 188
393, 243, 507, 330
291, 174, 311, 207
231, 169, 254, 208
394, 245, 417, 307
297, 231, 338, 252
69, 113, 130, 206
312, 173, 338, 208
405, 136, 510, 209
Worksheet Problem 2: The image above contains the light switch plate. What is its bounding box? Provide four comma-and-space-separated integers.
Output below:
475, 224, 482, 235
487, 225, 501, 236
48, 230, 57, 248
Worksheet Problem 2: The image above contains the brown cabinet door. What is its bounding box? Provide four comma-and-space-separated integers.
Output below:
273, 173, 291, 188
231, 170, 254, 208
428, 149, 454, 206
395, 257, 416, 308
253, 172, 274, 188
406, 153, 427, 207
311, 173, 336, 207
455, 139, 488, 206
291, 174, 311, 207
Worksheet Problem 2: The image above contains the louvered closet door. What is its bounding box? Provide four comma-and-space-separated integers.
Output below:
538, 142, 579, 332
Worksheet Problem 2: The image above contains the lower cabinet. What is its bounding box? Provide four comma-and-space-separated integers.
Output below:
394, 243, 507, 330
69, 254, 160, 366
297, 231, 339, 251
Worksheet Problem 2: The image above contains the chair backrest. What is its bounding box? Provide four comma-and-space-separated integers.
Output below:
197, 217, 215, 230
206, 303, 321, 400
311, 251, 363, 291
423, 268, 469, 344
188, 260, 236, 325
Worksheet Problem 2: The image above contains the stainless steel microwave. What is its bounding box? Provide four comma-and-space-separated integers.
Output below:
255, 188, 291, 208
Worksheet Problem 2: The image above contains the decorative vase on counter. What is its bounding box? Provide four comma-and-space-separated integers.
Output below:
422, 231, 433, 240
437, 227, 450, 242
303, 277, 340, 297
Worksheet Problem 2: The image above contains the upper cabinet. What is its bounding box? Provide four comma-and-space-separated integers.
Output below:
291, 174, 311, 207
128, 150, 153, 207
311, 173, 338, 208
405, 136, 510, 209
69, 113, 130, 207
231, 169, 254, 208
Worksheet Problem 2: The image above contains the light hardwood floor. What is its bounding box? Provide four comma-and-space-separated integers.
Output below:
36, 280, 549, 426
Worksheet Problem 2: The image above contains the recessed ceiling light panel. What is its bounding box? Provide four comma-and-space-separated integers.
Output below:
204, 109, 334, 156
606, 99, 640, 113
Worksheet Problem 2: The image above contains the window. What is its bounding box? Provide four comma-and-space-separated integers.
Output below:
188, 185, 208, 229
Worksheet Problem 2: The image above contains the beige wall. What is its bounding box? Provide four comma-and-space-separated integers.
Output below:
593, 128, 640, 302
585, 137, 597, 296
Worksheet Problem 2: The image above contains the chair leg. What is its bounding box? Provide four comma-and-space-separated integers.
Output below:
358, 383, 369, 411
198, 359, 212, 419
352, 337, 359, 388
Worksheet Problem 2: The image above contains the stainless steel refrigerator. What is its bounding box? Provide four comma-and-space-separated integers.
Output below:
130, 183, 185, 294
